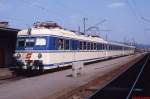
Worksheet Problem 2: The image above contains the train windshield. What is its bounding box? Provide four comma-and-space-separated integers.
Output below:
17, 37, 47, 49
35, 38, 46, 46
26, 39, 35, 47
18, 39, 25, 47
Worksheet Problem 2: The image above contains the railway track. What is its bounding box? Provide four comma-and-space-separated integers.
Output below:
53, 54, 143, 99
89, 53, 150, 99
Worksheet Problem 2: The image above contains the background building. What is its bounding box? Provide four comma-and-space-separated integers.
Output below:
0, 22, 20, 67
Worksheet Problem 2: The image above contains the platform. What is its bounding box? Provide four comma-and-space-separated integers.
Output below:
0, 54, 144, 99
0, 68, 12, 79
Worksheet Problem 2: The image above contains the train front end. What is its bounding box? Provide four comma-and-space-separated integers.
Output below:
12, 32, 48, 73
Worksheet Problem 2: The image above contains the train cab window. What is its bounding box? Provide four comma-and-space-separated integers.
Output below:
35, 38, 46, 46
26, 39, 35, 47
58, 38, 64, 50
65, 39, 70, 50
18, 39, 25, 47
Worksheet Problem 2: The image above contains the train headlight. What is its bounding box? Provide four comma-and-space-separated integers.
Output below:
16, 53, 21, 59
38, 53, 42, 59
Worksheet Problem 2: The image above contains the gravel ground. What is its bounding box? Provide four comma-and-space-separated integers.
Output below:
0, 54, 144, 99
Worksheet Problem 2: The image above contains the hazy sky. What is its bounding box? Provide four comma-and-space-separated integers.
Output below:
0, 0, 150, 44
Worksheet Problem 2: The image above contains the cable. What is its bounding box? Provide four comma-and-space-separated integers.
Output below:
126, 0, 150, 25
21, 0, 65, 17
141, 16, 150, 24
125, 0, 144, 25
86, 19, 107, 31
52, 0, 89, 16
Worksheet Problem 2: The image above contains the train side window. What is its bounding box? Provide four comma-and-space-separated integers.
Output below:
99, 43, 102, 50
113, 45, 115, 50
87, 42, 90, 50
54, 37, 57, 50
108, 45, 110, 50
79, 41, 81, 50
83, 42, 87, 50
94, 43, 97, 50
109, 45, 112, 50
58, 38, 64, 50
111, 45, 113, 50
79, 41, 83, 50
97, 43, 100, 50
36, 38, 46, 46
105, 44, 107, 50
70, 40, 73, 50
91, 43, 94, 50
72, 40, 78, 50
102, 44, 104, 50
65, 39, 70, 50
100, 43, 102, 50
104, 44, 107, 50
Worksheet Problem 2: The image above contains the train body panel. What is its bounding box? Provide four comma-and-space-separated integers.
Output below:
15, 50, 107, 70
12, 22, 135, 72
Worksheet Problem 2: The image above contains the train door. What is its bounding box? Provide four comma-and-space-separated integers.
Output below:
0, 48, 4, 67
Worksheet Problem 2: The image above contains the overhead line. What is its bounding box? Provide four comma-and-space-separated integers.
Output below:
125, 0, 145, 28
21, 0, 66, 17
53, 0, 89, 16
141, 17, 150, 24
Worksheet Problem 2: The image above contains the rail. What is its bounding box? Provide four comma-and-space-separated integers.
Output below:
88, 53, 150, 99
126, 55, 149, 99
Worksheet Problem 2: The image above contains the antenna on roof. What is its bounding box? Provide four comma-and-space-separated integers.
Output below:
33, 21, 62, 29
27, 28, 31, 35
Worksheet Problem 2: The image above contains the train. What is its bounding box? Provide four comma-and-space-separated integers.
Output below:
11, 21, 135, 72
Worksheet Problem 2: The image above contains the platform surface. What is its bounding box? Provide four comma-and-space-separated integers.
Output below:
0, 54, 142, 99
0, 68, 12, 78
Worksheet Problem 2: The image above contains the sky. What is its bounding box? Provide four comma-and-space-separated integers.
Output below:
0, 0, 150, 45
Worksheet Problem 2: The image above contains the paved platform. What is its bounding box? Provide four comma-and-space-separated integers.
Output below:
0, 54, 143, 99
0, 68, 12, 78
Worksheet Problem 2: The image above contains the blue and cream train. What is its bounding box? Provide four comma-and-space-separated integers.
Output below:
13, 22, 135, 72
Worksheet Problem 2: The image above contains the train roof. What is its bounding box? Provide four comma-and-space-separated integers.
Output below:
18, 27, 107, 43
108, 41, 135, 48
17, 22, 135, 48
